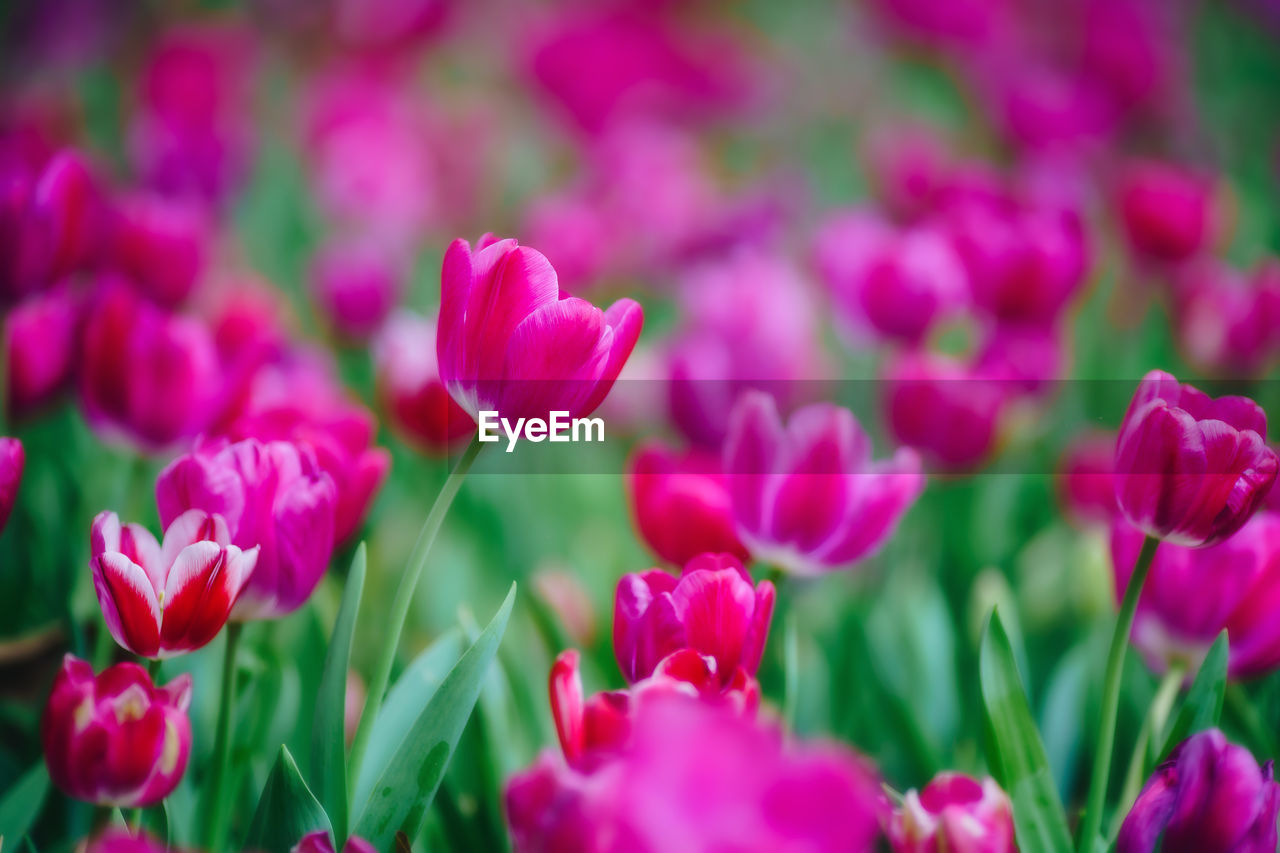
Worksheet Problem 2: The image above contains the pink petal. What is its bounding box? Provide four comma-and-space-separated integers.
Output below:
92, 554, 162, 658
498, 297, 609, 420
723, 391, 785, 541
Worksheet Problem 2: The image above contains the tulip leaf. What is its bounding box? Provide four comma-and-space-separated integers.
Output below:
312, 543, 367, 843
1157, 630, 1227, 760
980, 609, 1073, 853
352, 583, 515, 850
244, 745, 332, 853
0, 761, 49, 845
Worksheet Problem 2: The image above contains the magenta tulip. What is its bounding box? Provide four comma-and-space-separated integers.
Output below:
1057, 432, 1118, 526
6, 284, 80, 417
436, 235, 642, 422
724, 391, 923, 575
627, 442, 748, 567
292, 830, 377, 853
310, 239, 403, 340
91, 509, 258, 658
886, 773, 1015, 853
155, 437, 337, 620
1117, 729, 1279, 853
613, 553, 774, 687
1114, 370, 1277, 547
109, 194, 209, 307
85, 829, 171, 853
0, 437, 24, 534
1173, 260, 1280, 376
42, 655, 192, 807
1117, 160, 1217, 265
549, 649, 633, 772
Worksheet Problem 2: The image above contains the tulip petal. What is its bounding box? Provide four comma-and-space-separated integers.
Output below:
93, 553, 162, 658
499, 297, 609, 419
158, 541, 233, 653
671, 567, 756, 679
579, 298, 643, 417
723, 391, 784, 540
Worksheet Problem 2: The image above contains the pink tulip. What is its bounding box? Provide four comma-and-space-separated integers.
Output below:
724, 392, 923, 575
0, 437, 23, 533
42, 655, 192, 807
863, 124, 952, 222
1117, 161, 1218, 266
91, 509, 258, 658
85, 829, 170, 853
884, 352, 1011, 470
292, 830, 377, 853
886, 773, 1016, 852
1112, 511, 1280, 679
1057, 432, 1118, 526
1173, 260, 1280, 375
436, 235, 643, 422
109, 194, 209, 307
374, 311, 474, 453
1114, 370, 1277, 547
155, 437, 337, 620
328, 0, 450, 52
78, 278, 223, 449
310, 239, 403, 340
549, 650, 634, 772
627, 442, 748, 567
6, 283, 80, 417
613, 553, 773, 687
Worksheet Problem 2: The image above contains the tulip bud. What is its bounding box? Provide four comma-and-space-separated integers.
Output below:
613, 554, 773, 686
1114, 370, 1277, 547
86, 828, 170, 853
1117, 729, 1279, 853
1057, 432, 1118, 527
886, 773, 1015, 853
373, 311, 473, 454
42, 655, 192, 807
725, 391, 923, 575
109, 194, 208, 307
436, 235, 642, 422
1117, 160, 1218, 266
6, 284, 80, 417
90, 509, 258, 658
884, 352, 1011, 470
1173, 260, 1280, 376
310, 239, 403, 341
0, 437, 24, 534
292, 830, 377, 853
155, 437, 337, 620
626, 442, 748, 567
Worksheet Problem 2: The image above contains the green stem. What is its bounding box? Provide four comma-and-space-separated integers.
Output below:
347, 437, 483, 791
1225, 683, 1277, 759
205, 622, 244, 851
1078, 535, 1158, 853
147, 658, 162, 680
1113, 660, 1185, 836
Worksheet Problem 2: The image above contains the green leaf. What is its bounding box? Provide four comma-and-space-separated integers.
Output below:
1157, 631, 1228, 759
980, 609, 1073, 853
352, 584, 516, 850
244, 745, 331, 853
0, 762, 49, 845
312, 543, 367, 843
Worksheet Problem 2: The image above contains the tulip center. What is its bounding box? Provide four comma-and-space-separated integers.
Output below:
113, 684, 150, 723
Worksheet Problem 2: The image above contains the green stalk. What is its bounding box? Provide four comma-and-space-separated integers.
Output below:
204, 622, 244, 851
1113, 659, 1185, 835
347, 437, 483, 791
1078, 535, 1158, 852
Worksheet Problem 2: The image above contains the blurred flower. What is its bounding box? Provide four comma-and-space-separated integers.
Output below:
310, 238, 403, 340
90, 509, 258, 658
374, 311, 473, 453
627, 441, 747, 567
813, 210, 969, 345
533, 566, 597, 647
6, 284, 80, 417
156, 437, 337, 620
328, 0, 450, 53
85, 829, 170, 853
1058, 431, 1118, 526
724, 391, 923, 575
437, 235, 643, 422
1173, 260, 1280, 375
78, 277, 223, 449
42, 655, 192, 807
549, 649, 633, 772
974, 322, 1064, 394
863, 124, 952, 223
1114, 370, 1277, 547
613, 553, 774, 687
1112, 511, 1280, 679
0, 437, 23, 533
885, 772, 1015, 853
885, 350, 1011, 470
109, 193, 209, 307
1117, 161, 1218, 266
292, 830, 377, 853
1117, 728, 1279, 853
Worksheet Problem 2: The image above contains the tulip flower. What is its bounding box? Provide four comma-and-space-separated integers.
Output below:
155, 437, 337, 620
292, 830, 377, 853
1117, 729, 1279, 853
613, 553, 774, 686
1117, 160, 1217, 266
310, 239, 403, 340
886, 773, 1016, 853
6, 284, 80, 417
1114, 370, 1277, 548
42, 655, 192, 807
1173, 260, 1280, 376
626, 442, 748, 566
109, 194, 209, 307
1057, 432, 1118, 526
549, 650, 633, 772
436, 235, 643, 423
0, 437, 24, 534
723, 391, 923, 576
91, 509, 258, 658
373, 311, 474, 454
86, 829, 170, 853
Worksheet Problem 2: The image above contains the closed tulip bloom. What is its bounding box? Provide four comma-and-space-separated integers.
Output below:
1117, 161, 1217, 265
374, 311, 473, 454
109, 194, 209, 307
613, 554, 774, 686
724, 392, 923, 575
627, 442, 748, 566
436, 235, 643, 422
1117, 729, 1279, 853
1174, 260, 1280, 376
156, 437, 337, 620
42, 655, 192, 807
91, 509, 258, 658
6, 284, 80, 417
1057, 432, 1118, 526
0, 437, 24, 534
1114, 370, 1277, 547
292, 830, 377, 853
886, 773, 1015, 853
310, 239, 403, 341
